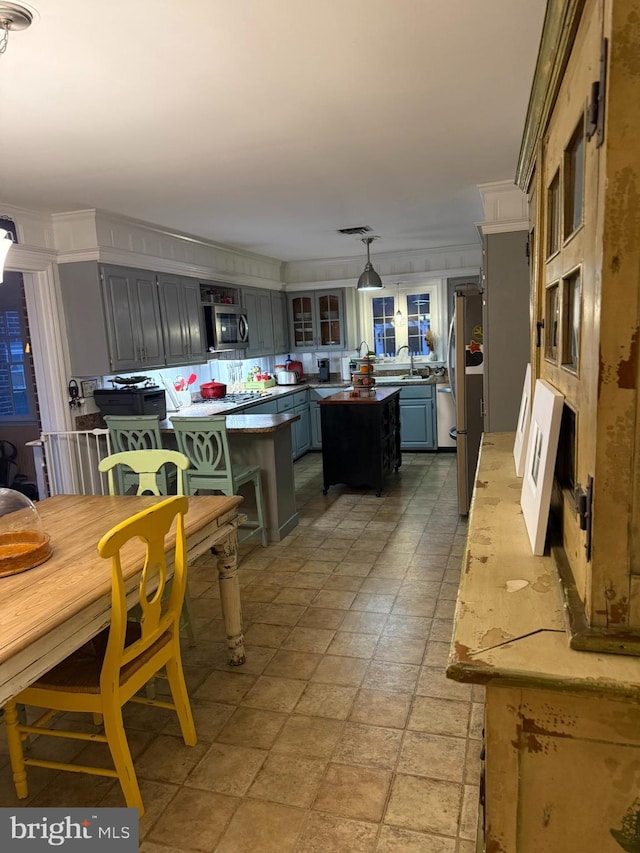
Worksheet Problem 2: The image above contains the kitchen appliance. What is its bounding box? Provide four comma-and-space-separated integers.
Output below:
94, 387, 166, 418
202, 303, 249, 352
284, 358, 303, 380
276, 370, 299, 385
436, 386, 457, 449
447, 284, 484, 515
340, 356, 356, 382
200, 380, 227, 399
317, 358, 330, 382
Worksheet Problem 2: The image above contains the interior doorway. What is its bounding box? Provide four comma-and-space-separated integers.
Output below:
0, 270, 41, 481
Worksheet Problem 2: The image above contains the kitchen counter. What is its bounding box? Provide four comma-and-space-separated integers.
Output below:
317, 387, 402, 405
161, 412, 299, 433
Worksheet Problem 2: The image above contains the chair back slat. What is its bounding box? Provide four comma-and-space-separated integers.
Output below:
104, 416, 163, 453
171, 417, 235, 493
98, 449, 189, 496
97, 495, 189, 684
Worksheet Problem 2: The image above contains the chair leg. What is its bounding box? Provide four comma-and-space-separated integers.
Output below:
3, 700, 28, 799
164, 651, 197, 747
102, 698, 143, 814
254, 470, 268, 547
181, 583, 197, 647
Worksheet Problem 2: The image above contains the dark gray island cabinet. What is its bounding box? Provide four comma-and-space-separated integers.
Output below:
318, 388, 401, 496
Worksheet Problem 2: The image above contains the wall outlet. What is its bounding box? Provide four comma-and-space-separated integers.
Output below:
80, 378, 100, 397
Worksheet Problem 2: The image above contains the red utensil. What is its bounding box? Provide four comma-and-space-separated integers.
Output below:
187, 373, 197, 386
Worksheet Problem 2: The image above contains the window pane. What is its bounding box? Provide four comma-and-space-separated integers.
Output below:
562, 270, 581, 371
564, 118, 584, 237
547, 171, 560, 257
407, 293, 431, 355
545, 284, 560, 361
372, 296, 396, 356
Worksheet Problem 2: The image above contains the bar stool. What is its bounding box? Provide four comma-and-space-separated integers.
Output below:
104, 415, 173, 495
171, 416, 268, 547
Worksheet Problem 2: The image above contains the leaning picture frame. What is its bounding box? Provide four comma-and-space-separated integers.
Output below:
513, 363, 532, 477
520, 379, 565, 555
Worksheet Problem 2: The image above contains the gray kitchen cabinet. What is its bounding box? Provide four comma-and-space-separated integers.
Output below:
59, 261, 165, 376
399, 385, 436, 450
243, 288, 276, 358
277, 389, 310, 458
288, 290, 346, 350
310, 386, 347, 449
157, 273, 205, 365
271, 291, 289, 354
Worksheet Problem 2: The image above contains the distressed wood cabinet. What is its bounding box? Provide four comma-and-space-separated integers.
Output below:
517, 0, 640, 651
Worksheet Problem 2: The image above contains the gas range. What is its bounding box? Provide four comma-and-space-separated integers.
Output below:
193, 391, 272, 405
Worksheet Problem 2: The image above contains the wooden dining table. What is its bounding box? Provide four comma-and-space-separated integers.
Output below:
0, 493, 246, 707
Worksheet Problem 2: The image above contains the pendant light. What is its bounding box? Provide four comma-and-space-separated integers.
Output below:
356, 237, 383, 291
394, 282, 405, 325
0, 3, 33, 58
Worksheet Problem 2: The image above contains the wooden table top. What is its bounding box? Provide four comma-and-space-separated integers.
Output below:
318, 387, 401, 404
0, 494, 241, 667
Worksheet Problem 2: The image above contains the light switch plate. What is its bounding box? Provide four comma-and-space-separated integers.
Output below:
80, 379, 100, 397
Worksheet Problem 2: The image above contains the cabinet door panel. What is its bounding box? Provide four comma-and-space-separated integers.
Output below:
400, 401, 430, 447
103, 269, 140, 371
135, 274, 164, 366
183, 279, 205, 360
158, 276, 186, 363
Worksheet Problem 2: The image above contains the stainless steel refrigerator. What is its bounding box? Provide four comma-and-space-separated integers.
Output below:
447, 284, 484, 515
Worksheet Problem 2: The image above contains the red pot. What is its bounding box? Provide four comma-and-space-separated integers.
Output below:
200, 381, 227, 400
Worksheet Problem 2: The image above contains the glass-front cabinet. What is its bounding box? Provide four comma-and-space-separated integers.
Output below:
288, 290, 345, 349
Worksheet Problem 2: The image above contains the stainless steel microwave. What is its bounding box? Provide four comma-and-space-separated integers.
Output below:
203, 303, 249, 352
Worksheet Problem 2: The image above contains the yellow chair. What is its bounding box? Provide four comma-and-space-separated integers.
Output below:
2, 495, 197, 815
171, 415, 268, 547
99, 448, 196, 647
103, 415, 173, 494
99, 448, 189, 497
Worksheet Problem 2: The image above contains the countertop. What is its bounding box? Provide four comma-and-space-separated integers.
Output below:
161, 412, 299, 433
317, 387, 401, 405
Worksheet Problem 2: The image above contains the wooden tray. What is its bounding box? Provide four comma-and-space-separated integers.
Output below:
0, 531, 52, 577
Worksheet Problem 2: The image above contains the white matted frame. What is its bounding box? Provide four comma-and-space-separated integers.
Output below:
521, 379, 565, 555
513, 363, 532, 476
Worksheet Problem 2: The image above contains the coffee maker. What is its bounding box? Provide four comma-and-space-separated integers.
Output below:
317, 358, 330, 383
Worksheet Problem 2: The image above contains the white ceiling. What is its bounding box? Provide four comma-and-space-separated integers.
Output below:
0, 0, 546, 262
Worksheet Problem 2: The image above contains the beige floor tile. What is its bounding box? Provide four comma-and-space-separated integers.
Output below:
311, 655, 369, 687
255, 603, 306, 626
301, 559, 340, 573
349, 689, 412, 729
398, 731, 466, 782
193, 670, 257, 705
376, 825, 456, 852
264, 648, 323, 680
392, 594, 437, 618
272, 715, 345, 758
459, 784, 480, 840
297, 607, 346, 630
334, 559, 376, 576
469, 702, 484, 739
313, 763, 392, 822
434, 599, 456, 620
428, 619, 454, 643
368, 562, 409, 579
212, 644, 277, 676
242, 621, 292, 648
287, 572, 332, 589
283, 626, 336, 653
359, 577, 402, 595
351, 593, 396, 613
416, 667, 473, 701
362, 661, 420, 694
241, 581, 281, 602
312, 589, 358, 610
294, 683, 358, 720
134, 734, 209, 785
29, 772, 116, 808
148, 787, 239, 850
383, 615, 432, 639
274, 587, 319, 605
457, 841, 477, 853
333, 722, 403, 770
267, 556, 306, 571
247, 753, 327, 807
422, 642, 451, 668
375, 635, 426, 664
140, 842, 192, 852
242, 675, 307, 712
186, 742, 266, 796
408, 696, 471, 738
217, 707, 287, 749
326, 632, 380, 658
215, 799, 306, 853
464, 737, 482, 785
384, 773, 462, 836
323, 575, 364, 592
293, 812, 378, 852
340, 611, 388, 635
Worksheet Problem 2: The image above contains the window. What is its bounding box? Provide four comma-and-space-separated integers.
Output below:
367, 282, 440, 358
545, 283, 560, 362
562, 269, 581, 371
0, 309, 30, 417
547, 171, 561, 257
564, 117, 585, 238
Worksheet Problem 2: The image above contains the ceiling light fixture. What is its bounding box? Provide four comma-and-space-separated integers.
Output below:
0, 229, 13, 283
356, 237, 383, 291
395, 282, 405, 325
0, 2, 33, 57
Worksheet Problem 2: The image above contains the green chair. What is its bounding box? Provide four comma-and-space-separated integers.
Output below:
98, 448, 196, 649
171, 416, 268, 547
103, 416, 173, 495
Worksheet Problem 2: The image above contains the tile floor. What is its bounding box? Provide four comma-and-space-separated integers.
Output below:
0, 451, 482, 852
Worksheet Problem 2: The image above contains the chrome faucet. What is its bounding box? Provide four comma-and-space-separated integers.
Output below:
395, 345, 416, 375
357, 341, 371, 357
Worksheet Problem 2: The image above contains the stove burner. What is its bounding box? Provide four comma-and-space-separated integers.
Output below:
193, 391, 272, 404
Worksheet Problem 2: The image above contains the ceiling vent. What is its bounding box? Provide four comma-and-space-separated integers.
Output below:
336, 226, 373, 236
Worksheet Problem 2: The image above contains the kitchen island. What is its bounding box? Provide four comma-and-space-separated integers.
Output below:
161, 411, 299, 542
318, 387, 401, 496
